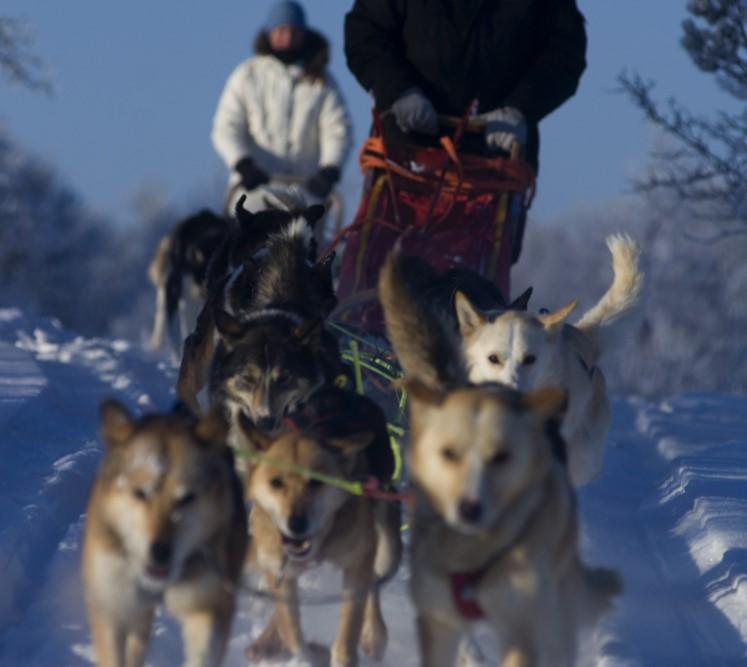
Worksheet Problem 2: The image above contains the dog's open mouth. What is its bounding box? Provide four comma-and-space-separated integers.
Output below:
281, 533, 313, 561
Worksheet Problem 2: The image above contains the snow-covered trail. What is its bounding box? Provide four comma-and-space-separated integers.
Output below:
0, 309, 746, 666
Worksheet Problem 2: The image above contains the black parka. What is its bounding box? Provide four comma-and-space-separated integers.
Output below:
344, 0, 587, 170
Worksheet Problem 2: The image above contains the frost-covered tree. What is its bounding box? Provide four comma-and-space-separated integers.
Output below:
0, 16, 50, 92
619, 0, 747, 236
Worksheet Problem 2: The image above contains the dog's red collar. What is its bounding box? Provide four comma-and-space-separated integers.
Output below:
450, 571, 487, 620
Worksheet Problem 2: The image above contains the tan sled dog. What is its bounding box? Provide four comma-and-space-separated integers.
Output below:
378, 252, 621, 667
455, 234, 643, 485
238, 414, 401, 667
82, 401, 248, 667
406, 382, 621, 667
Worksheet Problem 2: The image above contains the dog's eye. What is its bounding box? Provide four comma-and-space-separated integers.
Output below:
489, 451, 511, 466
269, 476, 284, 490
441, 447, 460, 463
522, 354, 537, 366
133, 488, 147, 501
176, 491, 196, 507
488, 354, 501, 365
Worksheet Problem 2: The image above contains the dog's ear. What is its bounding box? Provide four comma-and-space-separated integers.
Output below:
236, 411, 273, 452
99, 399, 135, 448
509, 286, 533, 311
304, 204, 326, 229
195, 407, 229, 448
454, 290, 486, 338
521, 387, 568, 420
214, 308, 247, 341
404, 377, 447, 407
234, 194, 255, 224
538, 300, 577, 330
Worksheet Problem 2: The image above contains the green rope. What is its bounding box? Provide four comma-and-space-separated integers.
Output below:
239, 449, 365, 496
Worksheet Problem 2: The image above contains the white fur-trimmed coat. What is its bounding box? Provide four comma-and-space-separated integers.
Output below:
211, 53, 353, 184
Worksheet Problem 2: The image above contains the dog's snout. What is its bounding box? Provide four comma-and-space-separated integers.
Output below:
287, 514, 309, 536
458, 499, 483, 524
149, 540, 172, 566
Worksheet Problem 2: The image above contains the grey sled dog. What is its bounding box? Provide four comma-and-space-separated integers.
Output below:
454, 234, 643, 486
379, 251, 622, 667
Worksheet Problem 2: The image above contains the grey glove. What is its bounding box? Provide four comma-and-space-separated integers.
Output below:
481, 107, 528, 153
390, 89, 438, 135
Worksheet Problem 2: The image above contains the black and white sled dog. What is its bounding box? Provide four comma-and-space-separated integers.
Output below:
148, 209, 229, 355
176, 188, 342, 438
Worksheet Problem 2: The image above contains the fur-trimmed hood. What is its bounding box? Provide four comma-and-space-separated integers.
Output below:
254, 28, 329, 81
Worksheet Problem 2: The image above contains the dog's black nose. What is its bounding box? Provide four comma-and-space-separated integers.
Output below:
150, 540, 172, 566
287, 514, 308, 536
458, 499, 483, 524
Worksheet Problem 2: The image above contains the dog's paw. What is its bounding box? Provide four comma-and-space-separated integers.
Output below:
244, 634, 290, 663
360, 619, 387, 661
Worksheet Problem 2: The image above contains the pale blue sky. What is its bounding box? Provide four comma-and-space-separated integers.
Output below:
1, 1, 730, 224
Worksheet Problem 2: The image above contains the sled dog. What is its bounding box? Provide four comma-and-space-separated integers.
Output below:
378, 252, 621, 667
209, 309, 343, 434
238, 405, 401, 667
454, 234, 643, 486
148, 209, 229, 355
175, 189, 335, 417
82, 400, 247, 667
405, 381, 621, 667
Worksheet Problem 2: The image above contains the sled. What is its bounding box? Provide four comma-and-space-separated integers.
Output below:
329, 111, 536, 335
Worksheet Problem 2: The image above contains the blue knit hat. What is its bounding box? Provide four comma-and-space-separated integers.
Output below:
265, 1, 306, 31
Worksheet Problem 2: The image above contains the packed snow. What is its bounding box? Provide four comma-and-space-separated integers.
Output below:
0, 308, 745, 666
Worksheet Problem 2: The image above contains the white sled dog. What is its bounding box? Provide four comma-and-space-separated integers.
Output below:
82, 401, 247, 667
378, 252, 622, 667
455, 234, 643, 486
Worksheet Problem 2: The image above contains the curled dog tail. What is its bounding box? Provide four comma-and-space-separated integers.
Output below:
575, 234, 643, 346
378, 251, 468, 391
373, 500, 403, 584
148, 235, 172, 288
148, 236, 173, 351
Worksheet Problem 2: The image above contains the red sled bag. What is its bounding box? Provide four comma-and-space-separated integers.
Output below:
330, 118, 535, 335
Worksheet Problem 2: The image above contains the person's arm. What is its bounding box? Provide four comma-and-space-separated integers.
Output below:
344, 0, 417, 110
318, 75, 353, 171
210, 63, 254, 169
501, 0, 587, 123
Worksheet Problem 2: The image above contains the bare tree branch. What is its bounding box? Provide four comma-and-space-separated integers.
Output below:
0, 16, 52, 93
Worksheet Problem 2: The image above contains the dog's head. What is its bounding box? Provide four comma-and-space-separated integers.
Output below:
406, 380, 566, 534
455, 291, 577, 390
96, 401, 235, 593
238, 413, 371, 562
212, 311, 329, 431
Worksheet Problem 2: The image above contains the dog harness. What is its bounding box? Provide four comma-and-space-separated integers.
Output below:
450, 571, 487, 620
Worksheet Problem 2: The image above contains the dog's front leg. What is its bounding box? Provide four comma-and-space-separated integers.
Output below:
89, 613, 125, 667
270, 575, 312, 661
332, 556, 374, 667
415, 612, 463, 667
179, 606, 233, 667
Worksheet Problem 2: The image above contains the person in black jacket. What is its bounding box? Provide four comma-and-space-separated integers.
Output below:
344, 0, 587, 174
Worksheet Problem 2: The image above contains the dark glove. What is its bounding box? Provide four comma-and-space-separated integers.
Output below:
390, 89, 438, 135
234, 156, 269, 191
304, 166, 340, 199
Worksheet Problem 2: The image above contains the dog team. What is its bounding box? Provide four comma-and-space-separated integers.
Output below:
82, 184, 643, 667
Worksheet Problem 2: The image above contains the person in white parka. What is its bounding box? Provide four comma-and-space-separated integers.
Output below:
211, 0, 353, 216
